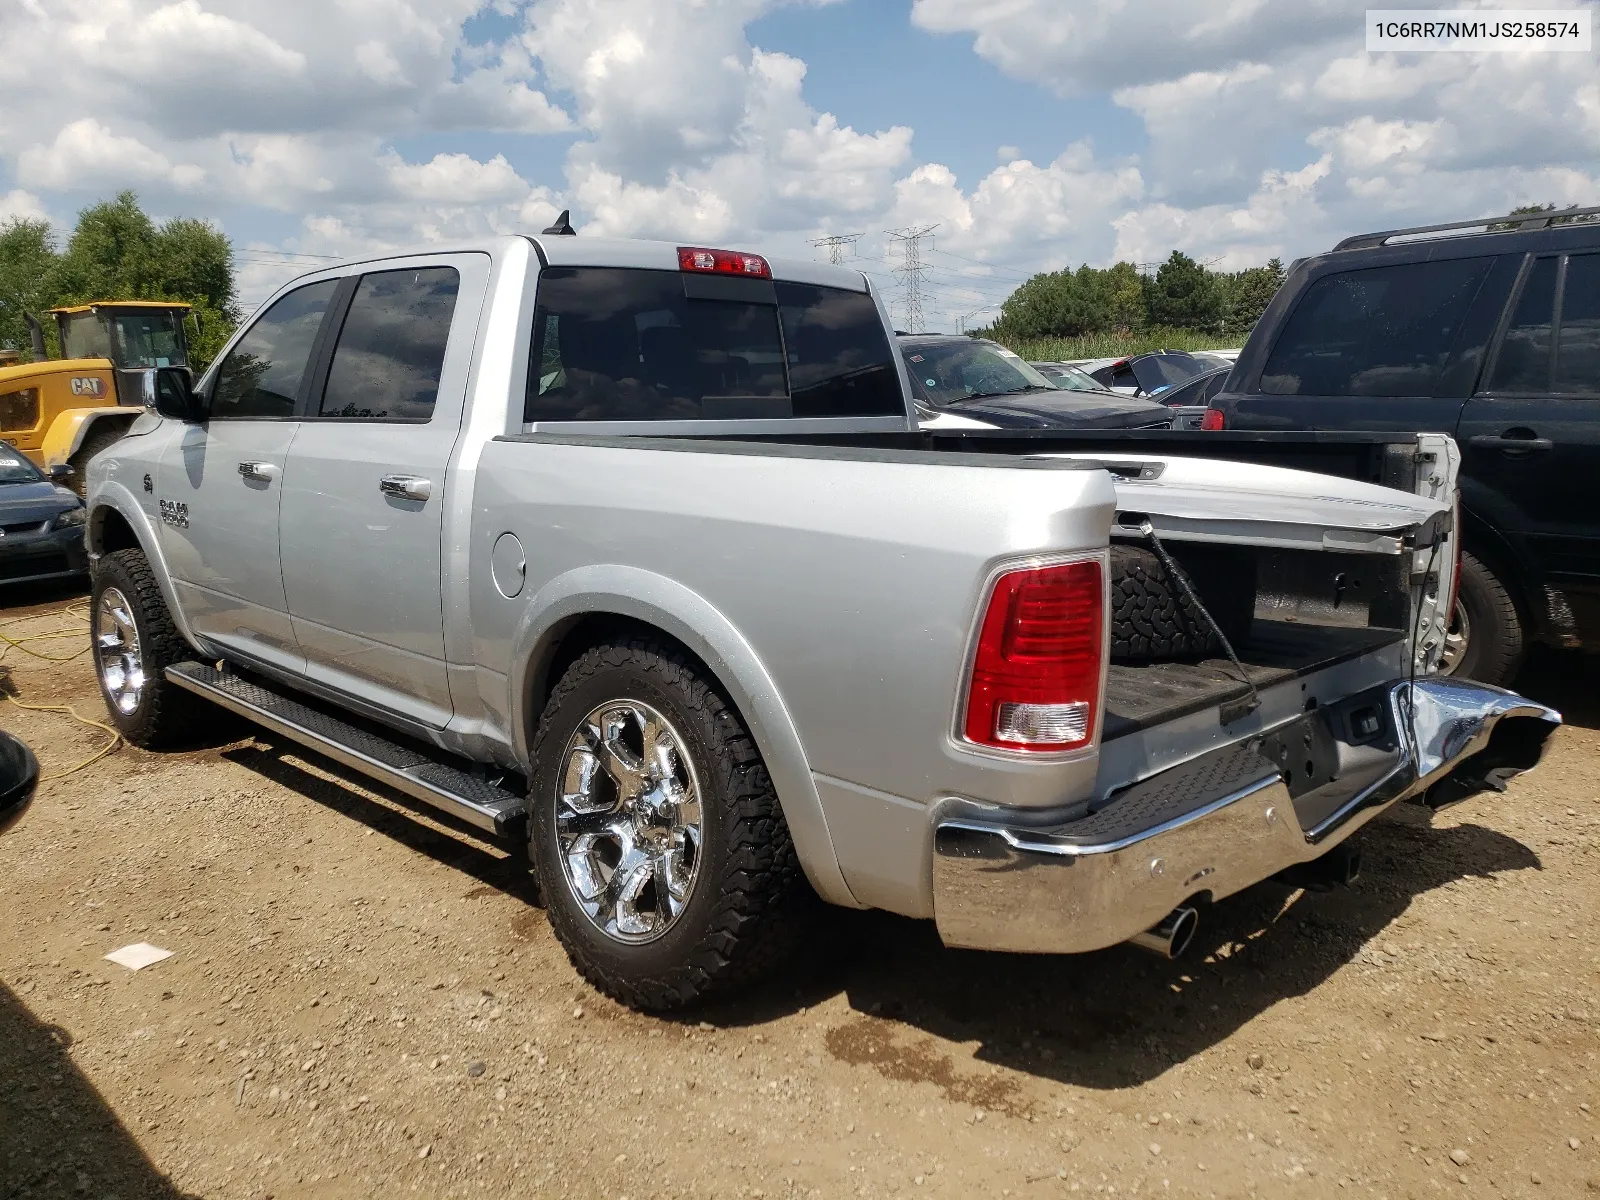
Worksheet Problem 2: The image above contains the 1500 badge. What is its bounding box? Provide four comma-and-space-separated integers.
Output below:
159, 499, 189, 528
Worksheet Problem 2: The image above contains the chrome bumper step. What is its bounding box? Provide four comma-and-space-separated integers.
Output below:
165, 662, 525, 837
933, 677, 1560, 956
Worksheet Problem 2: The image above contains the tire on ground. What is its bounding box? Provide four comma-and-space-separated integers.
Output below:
65, 421, 131, 498
528, 635, 811, 1011
91, 547, 205, 748
1109, 543, 1247, 662
1444, 550, 1525, 688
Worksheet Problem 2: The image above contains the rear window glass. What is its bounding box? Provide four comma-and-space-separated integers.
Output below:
525, 268, 900, 422
320, 267, 460, 421
1131, 353, 1208, 394
1261, 258, 1493, 397
1556, 252, 1600, 393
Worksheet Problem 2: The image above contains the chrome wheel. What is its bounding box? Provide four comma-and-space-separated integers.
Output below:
554, 700, 704, 944
94, 586, 145, 715
1439, 598, 1471, 676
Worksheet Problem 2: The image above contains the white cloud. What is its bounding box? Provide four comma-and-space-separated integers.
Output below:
6, 0, 1598, 333
0, 189, 48, 224
382, 152, 529, 205
910, 0, 1600, 269
18, 119, 206, 192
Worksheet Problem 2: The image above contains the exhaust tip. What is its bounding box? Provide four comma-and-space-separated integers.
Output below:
1129, 905, 1198, 959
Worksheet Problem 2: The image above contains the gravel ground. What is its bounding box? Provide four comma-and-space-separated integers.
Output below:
1, 581, 1597, 1200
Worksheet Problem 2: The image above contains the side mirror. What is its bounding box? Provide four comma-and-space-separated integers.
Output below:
140, 366, 201, 421
46, 463, 71, 483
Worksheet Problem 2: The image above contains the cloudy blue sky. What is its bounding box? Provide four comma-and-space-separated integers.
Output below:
2, 0, 1597, 330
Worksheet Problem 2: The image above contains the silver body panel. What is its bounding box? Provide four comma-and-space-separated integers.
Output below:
84, 234, 1554, 941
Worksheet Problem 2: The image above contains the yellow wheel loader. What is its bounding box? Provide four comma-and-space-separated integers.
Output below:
0, 301, 193, 495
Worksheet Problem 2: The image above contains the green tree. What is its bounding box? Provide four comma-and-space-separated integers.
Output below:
1101, 260, 1147, 332
0, 219, 59, 361
1146, 251, 1223, 332
53, 191, 239, 366
1491, 202, 1596, 230
1223, 257, 1285, 335
993, 260, 1150, 341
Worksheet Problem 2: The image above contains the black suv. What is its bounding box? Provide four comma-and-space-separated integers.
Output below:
1206, 206, 1600, 685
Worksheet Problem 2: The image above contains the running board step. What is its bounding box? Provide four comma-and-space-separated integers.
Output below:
165, 662, 525, 837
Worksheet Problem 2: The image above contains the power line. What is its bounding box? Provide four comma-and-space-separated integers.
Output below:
884, 224, 938, 333
809, 232, 863, 266
927, 247, 1035, 282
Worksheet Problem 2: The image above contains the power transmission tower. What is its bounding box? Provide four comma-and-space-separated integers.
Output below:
886, 224, 938, 332
810, 232, 863, 265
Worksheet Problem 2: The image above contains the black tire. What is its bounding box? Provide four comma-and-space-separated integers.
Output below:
90, 547, 204, 748
1109, 543, 1237, 661
528, 636, 808, 1011
65, 421, 130, 498
1442, 550, 1524, 687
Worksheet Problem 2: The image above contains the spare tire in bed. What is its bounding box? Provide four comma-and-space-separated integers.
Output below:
1109, 543, 1253, 662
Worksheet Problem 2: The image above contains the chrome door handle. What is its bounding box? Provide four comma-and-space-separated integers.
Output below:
238, 461, 279, 482
379, 474, 432, 502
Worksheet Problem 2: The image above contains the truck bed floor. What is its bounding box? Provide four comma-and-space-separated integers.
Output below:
1103, 623, 1402, 739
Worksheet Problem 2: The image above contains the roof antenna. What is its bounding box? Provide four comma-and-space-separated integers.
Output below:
541, 209, 577, 236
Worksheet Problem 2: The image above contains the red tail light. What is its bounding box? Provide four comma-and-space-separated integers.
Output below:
1200, 408, 1226, 431
677, 246, 771, 278
963, 558, 1104, 752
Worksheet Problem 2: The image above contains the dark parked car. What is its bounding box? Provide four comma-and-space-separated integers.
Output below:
0, 728, 39, 834
1080, 351, 1216, 397
0, 442, 88, 584
1152, 364, 1232, 408
1204, 205, 1600, 685
901, 336, 1173, 428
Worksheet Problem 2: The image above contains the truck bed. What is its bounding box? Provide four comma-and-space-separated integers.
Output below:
1103, 622, 1403, 738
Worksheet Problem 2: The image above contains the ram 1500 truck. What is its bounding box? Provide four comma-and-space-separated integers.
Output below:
84, 235, 1561, 1010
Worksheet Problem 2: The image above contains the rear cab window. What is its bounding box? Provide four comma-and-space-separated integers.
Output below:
524, 265, 905, 427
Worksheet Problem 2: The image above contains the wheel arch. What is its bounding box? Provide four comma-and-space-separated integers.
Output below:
506, 566, 861, 909
86, 486, 206, 655
1456, 505, 1541, 634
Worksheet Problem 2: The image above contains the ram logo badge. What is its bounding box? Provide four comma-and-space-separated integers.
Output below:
159, 499, 189, 529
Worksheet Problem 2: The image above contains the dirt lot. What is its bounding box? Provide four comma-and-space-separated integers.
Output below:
1, 582, 1597, 1200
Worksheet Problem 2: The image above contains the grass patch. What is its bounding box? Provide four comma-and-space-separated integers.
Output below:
987, 328, 1240, 362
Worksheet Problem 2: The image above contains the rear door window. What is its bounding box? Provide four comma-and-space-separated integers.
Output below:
1487, 257, 1557, 393
1555, 252, 1600, 393
319, 267, 460, 421
525, 268, 900, 422
1261, 258, 1494, 396
211, 280, 338, 419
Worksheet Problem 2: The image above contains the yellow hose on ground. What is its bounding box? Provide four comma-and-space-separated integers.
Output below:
0, 603, 123, 779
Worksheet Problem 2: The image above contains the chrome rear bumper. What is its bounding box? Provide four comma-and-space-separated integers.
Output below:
932, 677, 1560, 955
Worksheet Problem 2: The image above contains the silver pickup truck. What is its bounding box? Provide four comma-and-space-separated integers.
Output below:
85, 234, 1560, 1010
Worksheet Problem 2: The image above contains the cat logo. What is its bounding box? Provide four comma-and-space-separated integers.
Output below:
70, 377, 106, 398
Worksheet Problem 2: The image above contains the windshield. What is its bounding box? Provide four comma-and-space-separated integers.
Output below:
1032, 362, 1106, 392
112, 311, 187, 368
58, 310, 187, 368
901, 340, 1058, 406
0, 443, 43, 484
